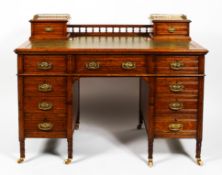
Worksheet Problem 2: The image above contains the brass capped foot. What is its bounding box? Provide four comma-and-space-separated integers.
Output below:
148, 159, 153, 167
196, 158, 203, 166
17, 157, 25, 164
65, 158, 72, 164
75, 124, 79, 130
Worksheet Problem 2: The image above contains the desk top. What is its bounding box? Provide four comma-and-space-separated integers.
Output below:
15, 36, 208, 54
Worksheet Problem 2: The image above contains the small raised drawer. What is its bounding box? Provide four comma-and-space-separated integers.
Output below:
76, 55, 148, 74
155, 56, 199, 74
23, 55, 66, 73
154, 118, 197, 138
24, 77, 66, 96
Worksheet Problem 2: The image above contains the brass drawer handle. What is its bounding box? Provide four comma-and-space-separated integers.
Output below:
169, 82, 184, 92
38, 102, 53, 111
168, 123, 183, 132
37, 62, 52, 70
170, 61, 184, 70
169, 101, 183, 111
122, 61, 136, 70
38, 122, 53, 131
45, 27, 54, 32
86, 61, 100, 70
168, 26, 176, 33
38, 83, 52, 92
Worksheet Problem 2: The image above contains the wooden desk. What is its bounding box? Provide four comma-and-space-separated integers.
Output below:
15, 17, 208, 166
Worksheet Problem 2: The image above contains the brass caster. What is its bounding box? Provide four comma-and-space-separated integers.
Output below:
65, 158, 72, 165
75, 124, 79, 130
17, 157, 25, 164
196, 158, 203, 166
137, 124, 142, 130
148, 159, 153, 167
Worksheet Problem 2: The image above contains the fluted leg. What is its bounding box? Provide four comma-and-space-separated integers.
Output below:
196, 139, 203, 166
17, 140, 25, 163
65, 138, 73, 164
137, 111, 143, 129
75, 110, 80, 130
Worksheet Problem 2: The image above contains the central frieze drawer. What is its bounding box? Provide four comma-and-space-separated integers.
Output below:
76, 55, 148, 74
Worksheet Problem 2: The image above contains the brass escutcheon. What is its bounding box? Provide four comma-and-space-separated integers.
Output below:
45, 26, 53, 32
168, 26, 176, 33
38, 83, 52, 92
168, 123, 183, 132
37, 62, 52, 70
122, 61, 136, 70
169, 101, 184, 111
38, 102, 53, 111
38, 122, 53, 131
86, 61, 100, 70
169, 82, 184, 92
170, 60, 184, 70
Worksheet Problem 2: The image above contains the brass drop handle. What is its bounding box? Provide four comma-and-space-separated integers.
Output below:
38, 83, 52, 92
38, 122, 53, 131
168, 123, 183, 132
37, 62, 52, 70
169, 82, 184, 92
169, 101, 184, 111
86, 61, 100, 70
168, 26, 176, 33
170, 61, 184, 70
38, 102, 53, 111
45, 26, 54, 32
122, 61, 136, 70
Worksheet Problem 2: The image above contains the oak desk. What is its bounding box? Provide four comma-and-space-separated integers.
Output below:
15, 16, 208, 166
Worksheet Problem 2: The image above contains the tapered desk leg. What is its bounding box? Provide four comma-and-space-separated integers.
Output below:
137, 78, 143, 129
65, 138, 73, 164
196, 139, 203, 166
75, 78, 80, 130
17, 140, 25, 163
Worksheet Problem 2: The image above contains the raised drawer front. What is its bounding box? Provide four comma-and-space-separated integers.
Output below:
33, 23, 65, 36
76, 55, 147, 74
24, 77, 66, 97
156, 77, 198, 98
155, 56, 198, 74
23, 55, 66, 73
24, 113, 66, 138
155, 23, 189, 36
154, 118, 197, 138
24, 97, 66, 113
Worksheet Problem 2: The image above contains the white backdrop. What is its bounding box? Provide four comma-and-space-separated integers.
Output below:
0, 0, 222, 174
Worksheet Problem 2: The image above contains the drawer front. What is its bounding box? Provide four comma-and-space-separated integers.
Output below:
154, 118, 196, 138
24, 55, 66, 73
33, 23, 65, 36
156, 77, 198, 98
155, 98, 198, 114
24, 113, 66, 137
76, 55, 147, 74
155, 56, 198, 74
24, 77, 66, 97
24, 97, 66, 113
155, 22, 188, 35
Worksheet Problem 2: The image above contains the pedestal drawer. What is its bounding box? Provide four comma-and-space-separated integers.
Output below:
23, 55, 66, 73
24, 77, 66, 96
24, 97, 66, 113
154, 118, 197, 138
24, 113, 67, 138
155, 56, 199, 74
